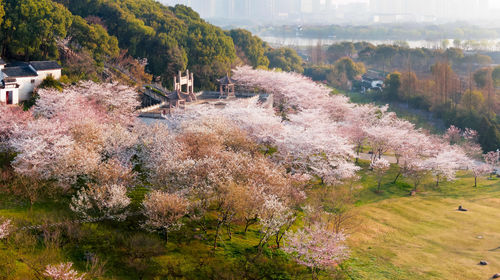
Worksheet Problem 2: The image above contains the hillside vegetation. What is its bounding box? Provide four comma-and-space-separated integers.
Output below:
0, 0, 303, 88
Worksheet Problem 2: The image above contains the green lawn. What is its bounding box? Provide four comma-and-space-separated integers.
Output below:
345, 163, 500, 280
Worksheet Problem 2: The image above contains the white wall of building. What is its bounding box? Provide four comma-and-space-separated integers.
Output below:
2, 69, 62, 103
35, 69, 62, 86
0, 87, 19, 104
16, 77, 37, 102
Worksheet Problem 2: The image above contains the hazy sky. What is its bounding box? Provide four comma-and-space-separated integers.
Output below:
490, 0, 500, 8
159, 0, 499, 24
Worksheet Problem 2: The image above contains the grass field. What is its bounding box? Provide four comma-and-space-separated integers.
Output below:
346, 166, 500, 280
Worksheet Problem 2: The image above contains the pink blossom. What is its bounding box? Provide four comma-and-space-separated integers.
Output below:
10, 118, 74, 182
142, 190, 190, 237
70, 184, 131, 221
444, 125, 462, 144
44, 262, 85, 280
424, 146, 469, 186
0, 218, 12, 239
484, 151, 500, 167
0, 105, 32, 146
283, 223, 349, 272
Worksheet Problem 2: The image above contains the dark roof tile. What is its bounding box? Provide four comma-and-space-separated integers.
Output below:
29, 61, 61, 71
2, 66, 38, 78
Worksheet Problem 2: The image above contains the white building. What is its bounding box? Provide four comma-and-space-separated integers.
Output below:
0, 60, 62, 105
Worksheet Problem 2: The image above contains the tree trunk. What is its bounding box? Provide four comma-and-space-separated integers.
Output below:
244, 220, 251, 233
355, 145, 361, 163
393, 172, 401, 184
226, 224, 232, 240
213, 221, 221, 250
377, 179, 382, 192
311, 267, 318, 280
475, 176, 477, 188
244, 217, 257, 233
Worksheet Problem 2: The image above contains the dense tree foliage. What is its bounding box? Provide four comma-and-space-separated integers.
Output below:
229, 29, 269, 69
305, 57, 365, 90
373, 62, 500, 151
312, 42, 494, 77
68, 16, 120, 62
1, 0, 72, 60
266, 47, 304, 73
53, 0, 238, 88
0, 0, 302, 88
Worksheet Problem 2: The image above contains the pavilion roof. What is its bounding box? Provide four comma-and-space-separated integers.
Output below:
218, 74, 235, 85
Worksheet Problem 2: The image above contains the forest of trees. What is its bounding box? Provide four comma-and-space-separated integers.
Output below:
0, 0, 303, 89
381, 63, 500, 152
307, 41, 494, 75
303, 40, 500, 152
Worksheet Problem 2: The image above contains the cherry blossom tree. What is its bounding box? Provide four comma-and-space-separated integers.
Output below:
175, 98, 358, 186
258, 194, 295, 249
404, 160, 429, 193
142, 190, 189, 243
36, 82, 140, 126
8, 82, 141, 191
229, 67, 359, 184
0, 218, 12, 240
484, 151, 500, 178
444, 125, 462, 145
424, 147, 469, 187
78, 81, 140, 124
371, 158, 390, 192
44, 262, 85, 280
443, 126, 482, 158
283, 223, 349, 280
464, 128, 479, 142
390, 132, 433, 183
0, 105, 32, 148
9, 118, 75, 186
70, 184, 131, 221
470, 162, 493, 187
